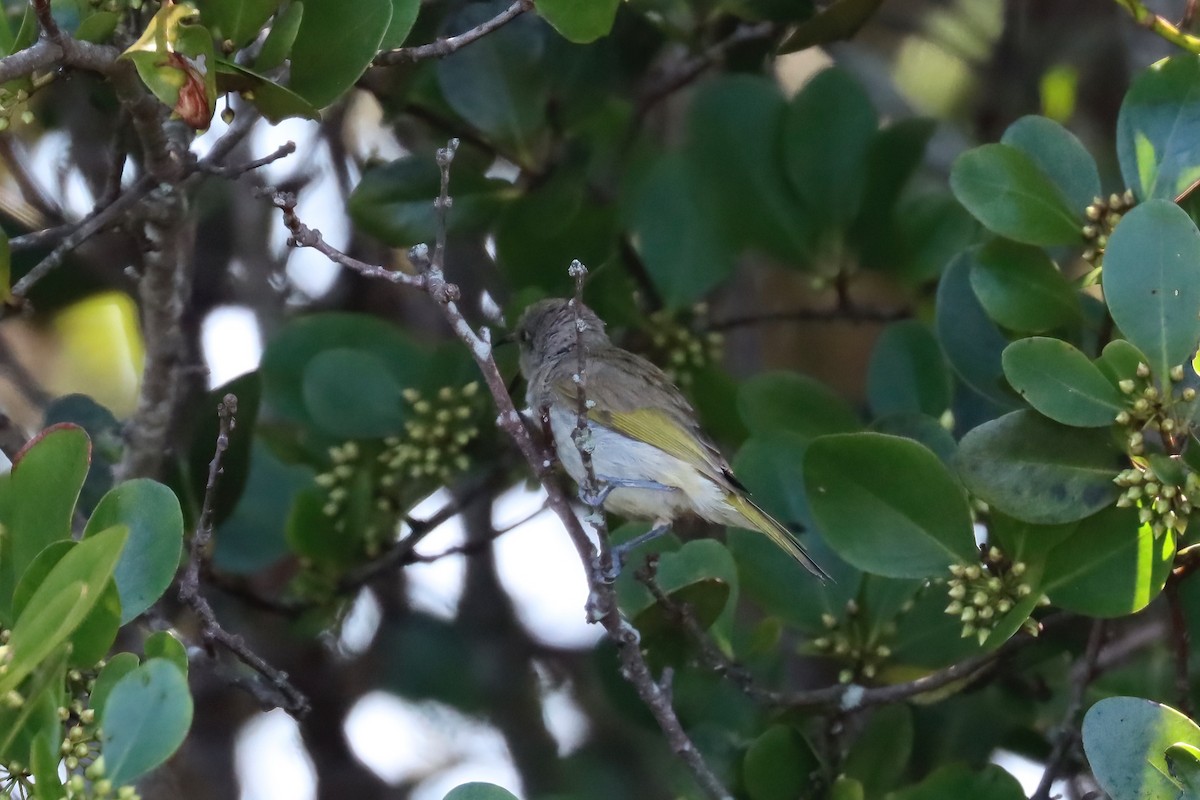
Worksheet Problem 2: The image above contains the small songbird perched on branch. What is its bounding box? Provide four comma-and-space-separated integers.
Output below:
515, 297, 828, 581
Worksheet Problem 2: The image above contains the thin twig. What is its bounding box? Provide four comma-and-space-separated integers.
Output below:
1114, 0, 1200, 53
178, 395, 311, 717
373, 0, 533, 65
1032, 621, 1107, 800
192, 141, 296, 180
31, 0, 62, 45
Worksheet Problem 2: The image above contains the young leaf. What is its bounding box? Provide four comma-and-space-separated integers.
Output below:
950, 143, 1082, 245
100, 659, 194, 786
1002, 337, 1125, 427
805, 433, 977, 578
1102, 199, 1200, 381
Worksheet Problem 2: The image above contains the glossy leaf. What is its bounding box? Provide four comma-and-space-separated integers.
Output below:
955, 410, 1121, 524
969, 239, 1079, 332
783, 67, 877, 230
1043, 507, 1174, 617
215, 59, 320, 123
935, 253, 1017, 408
867, 320, 952, 418
301, 348, 406, 439
1002, 337, 1125, 427
1117, 56, 1200, 200
805, 433, 977, 577
288, 0, 391, 108
84, 479, 183, 624
0, 424, 91, 623
254, 1, 303, 71
145, 630, 189, 677
101, 659, 194, 786
950, 143, 1082, 245
1103, 199, 1200, 381
200, 0, 280, 46
624, 153, 736, 308
535, 0, 619, 43
738, 372, 860, 440
1083, 696, 1200, 800
380, 0, 420, 49
0, 525, 128, 695
42, 394, 121, 516
743, 725, 819, 800
1001, 115, 1101, 214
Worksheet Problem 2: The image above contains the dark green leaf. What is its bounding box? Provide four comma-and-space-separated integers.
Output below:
889, 763, 1026, 800
950, 143, 1082, 245
84, 480, 183, 624
535, 0, 619, 43
783, 67, 877, 230
778, 0, 885, 52
1083, 696, 1200, 800
1001, 115, 1101, 214
1117, 56, 1200, 200
215, 442, 311, 574
738, 372, 860, 440
42, 394, 120, 515
869, 413, 957, 465
867, 320, 952, 417
199, 0, 280, 47
288, 0, 391, 108
74, 10, 119, 42
144, 630, 189, 677
443, 784, 520, 800
844, 705, 912, 797
91, 652, 140, 718
853, 118, 936, 270
1002, 337, 1124, 427
955, 410, 1121, 524
380, 0, 420, 49
743, 725, 819, 800
624, 153, 736, 308
805, 433, 976, 577
100, 659, 194, 786
254, 1, 303, 71
1043, 507, 1174, 617
0, 424, 91, 624
935, 252, 1017, 408
215, 59, 320, 123
301, 348, 406, 438
890, 191, 978, 283
969, 239, 1079, 332
1103, 199, 1200, 380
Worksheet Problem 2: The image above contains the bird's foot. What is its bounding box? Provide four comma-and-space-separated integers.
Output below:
606, 523, 672, 581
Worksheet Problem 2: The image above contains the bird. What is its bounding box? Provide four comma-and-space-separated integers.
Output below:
515, 297, 828, 581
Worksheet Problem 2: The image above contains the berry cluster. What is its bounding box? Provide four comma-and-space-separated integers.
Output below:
810, 599, 895, 684
1082, 189, 1137, 266
643, 306, 724, 390
944, 549, 1044, 645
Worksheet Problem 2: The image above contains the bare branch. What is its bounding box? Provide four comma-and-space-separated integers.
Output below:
193, 141, 297, 180
373, 0, 533, 65
179, 394, 311, 717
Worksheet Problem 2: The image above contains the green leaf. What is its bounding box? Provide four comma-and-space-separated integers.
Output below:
349, 155, 509, 248
435, 1, 548, 151
783, 67, 877, 230
535, 0, 619, 43
42, 394, 121, 516
1103, 199, 1200, 381
83, 480, 183, 625
288, 0, 391, 108
685, 75, 811, 264
91, 652, 140, 718
0, 646, 66, 766
889, 763, 1026, 800
950, 143, 1082, 246
0, 525, 128, 695
969, 239, 1079, 332
301, 348, 405, 439
624, 153, 736, 308
253, 1, 303, 71
1083, 696, 1200, 800
1167, 743, 1200, 795
0, 424, 91, 624
1118, 56, 1200, 200
100, 659, 194, 786
935, 253, 1017, 408
74, 10, 120, 43
853, 118, 936, 270
743, 724, 819, 800
1002, 337, 1125, 427
144, 630, 189, 677
380, 0, 420, 49
844, 705, 913, 797
215, 442, 311, 574
1001, 115, 1101, 214
890, 191, 978, 283
199, 0, 280, 47
214, 59, 320, 123
443, 784, 520, 800
955, 410, 1121, 524
1043, 506, 1174, 617
867, 320, 952, 418
778, 0, 885, 53
869, 413, 957, 465
805, 433, 977, 577
738, 372, 860, 440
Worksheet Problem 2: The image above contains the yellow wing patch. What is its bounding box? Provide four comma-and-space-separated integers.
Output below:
593, 407, 707, 466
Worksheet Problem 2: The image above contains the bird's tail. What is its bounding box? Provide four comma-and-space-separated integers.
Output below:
728, 493, 831, 582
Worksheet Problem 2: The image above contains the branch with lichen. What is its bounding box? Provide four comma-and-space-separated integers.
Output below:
1114, 0, 1200, 53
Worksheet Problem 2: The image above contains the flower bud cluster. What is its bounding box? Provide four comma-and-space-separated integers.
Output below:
384, 383, 482, 483
644, 306, 723, 390
1082, 190, 1136, 265
1113, 361, 1194, 454
944, 548, 1045, 645
1114, 465, 1196, 536
810, 599, 897, 684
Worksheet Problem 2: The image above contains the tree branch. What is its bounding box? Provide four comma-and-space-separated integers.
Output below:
1114, 0, 1200, 53
372, 0, 533, 66
179, 394, 311, 716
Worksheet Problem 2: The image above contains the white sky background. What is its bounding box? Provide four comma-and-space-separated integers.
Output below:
22, 101, 1049, 799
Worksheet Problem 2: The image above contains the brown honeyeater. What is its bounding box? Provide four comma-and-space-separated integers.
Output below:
516, 297, 828, 581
